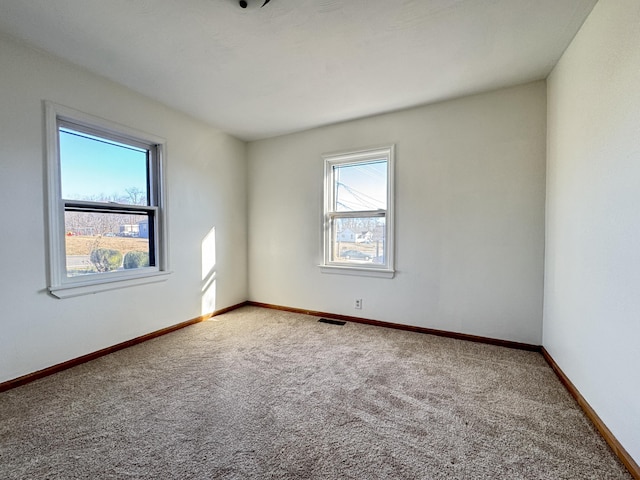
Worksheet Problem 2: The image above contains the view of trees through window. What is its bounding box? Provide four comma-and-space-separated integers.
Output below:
64, 187, 147, 237
64, 211, 151, 276
59, 127, 153, 276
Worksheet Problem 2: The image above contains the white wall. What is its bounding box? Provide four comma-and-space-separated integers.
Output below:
544, 0, 640, 463
248, 82, 546, 344
0, 35, 248, 383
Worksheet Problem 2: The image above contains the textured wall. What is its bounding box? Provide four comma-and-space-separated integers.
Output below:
544, 0, 640, 464
0, 35, 248, 383
248, 82, 546, 344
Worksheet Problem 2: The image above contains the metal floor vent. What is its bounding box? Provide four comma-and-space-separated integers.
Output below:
318, 318, 346, 326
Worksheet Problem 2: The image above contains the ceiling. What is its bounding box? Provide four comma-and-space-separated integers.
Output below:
0, 0, 597, 141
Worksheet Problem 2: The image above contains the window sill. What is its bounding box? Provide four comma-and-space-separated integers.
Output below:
319, 265, 395, 279
49, 271, 172, 299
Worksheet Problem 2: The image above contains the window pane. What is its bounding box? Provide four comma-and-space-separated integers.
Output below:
333, 160, 387, 212
59, 128, 149, 205
331, 216, 386, 264
64, 211, 152, 277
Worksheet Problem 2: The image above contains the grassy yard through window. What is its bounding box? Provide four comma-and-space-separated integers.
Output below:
65, 235, 149, 276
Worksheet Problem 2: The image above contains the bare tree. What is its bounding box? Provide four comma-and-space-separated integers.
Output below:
63, 187, 147, 236
124, 187, 147, 206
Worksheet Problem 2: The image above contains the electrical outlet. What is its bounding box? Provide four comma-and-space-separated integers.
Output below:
354, 298, 362, 310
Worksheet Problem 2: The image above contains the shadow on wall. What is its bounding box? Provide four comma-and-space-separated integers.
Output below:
201, 226, 217, 316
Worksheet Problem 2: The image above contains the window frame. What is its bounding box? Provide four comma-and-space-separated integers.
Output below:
320, 145, 395, 278
45, 101, 170, 298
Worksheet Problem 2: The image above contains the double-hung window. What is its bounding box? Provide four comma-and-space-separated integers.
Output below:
45, 102, 169, 298
321, 145, 395, 278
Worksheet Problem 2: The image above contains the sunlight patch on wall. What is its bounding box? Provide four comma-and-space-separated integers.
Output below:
202, 227, 216, 280
202, 275, 217, 316
201, 227, 217, 315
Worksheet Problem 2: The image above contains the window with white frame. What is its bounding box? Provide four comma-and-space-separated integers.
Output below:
45, 102, 169, 298
321, 145, 395, 278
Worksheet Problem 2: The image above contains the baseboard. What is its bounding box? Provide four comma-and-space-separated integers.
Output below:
247, 301, 541, 351
0, 301, 248, 393
541, 347, 640, 480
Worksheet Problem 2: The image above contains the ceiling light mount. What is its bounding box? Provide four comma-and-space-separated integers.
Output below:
239, 0, 271, 8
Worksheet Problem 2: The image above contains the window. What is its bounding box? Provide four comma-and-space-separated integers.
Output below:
45, 102, 169, 298
321, 145, 395, 278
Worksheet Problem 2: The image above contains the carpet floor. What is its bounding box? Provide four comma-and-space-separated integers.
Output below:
0, 306, 632, 479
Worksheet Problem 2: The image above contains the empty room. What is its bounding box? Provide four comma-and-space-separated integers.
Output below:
0, 0, 638, 478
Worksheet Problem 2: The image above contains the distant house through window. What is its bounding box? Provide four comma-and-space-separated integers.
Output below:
45, 102, 169, 298
321, 145, 395, 278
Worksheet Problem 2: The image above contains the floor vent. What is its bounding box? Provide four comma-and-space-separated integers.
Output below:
318, 318, 346, 326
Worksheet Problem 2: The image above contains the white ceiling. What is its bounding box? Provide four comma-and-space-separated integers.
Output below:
0, 0, 597, 141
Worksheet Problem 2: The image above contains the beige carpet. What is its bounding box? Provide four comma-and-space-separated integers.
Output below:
0, 306, 632, 479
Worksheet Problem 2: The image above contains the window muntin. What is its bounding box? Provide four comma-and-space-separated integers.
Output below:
322, 145, 394, 277
45, 102, 168, 297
